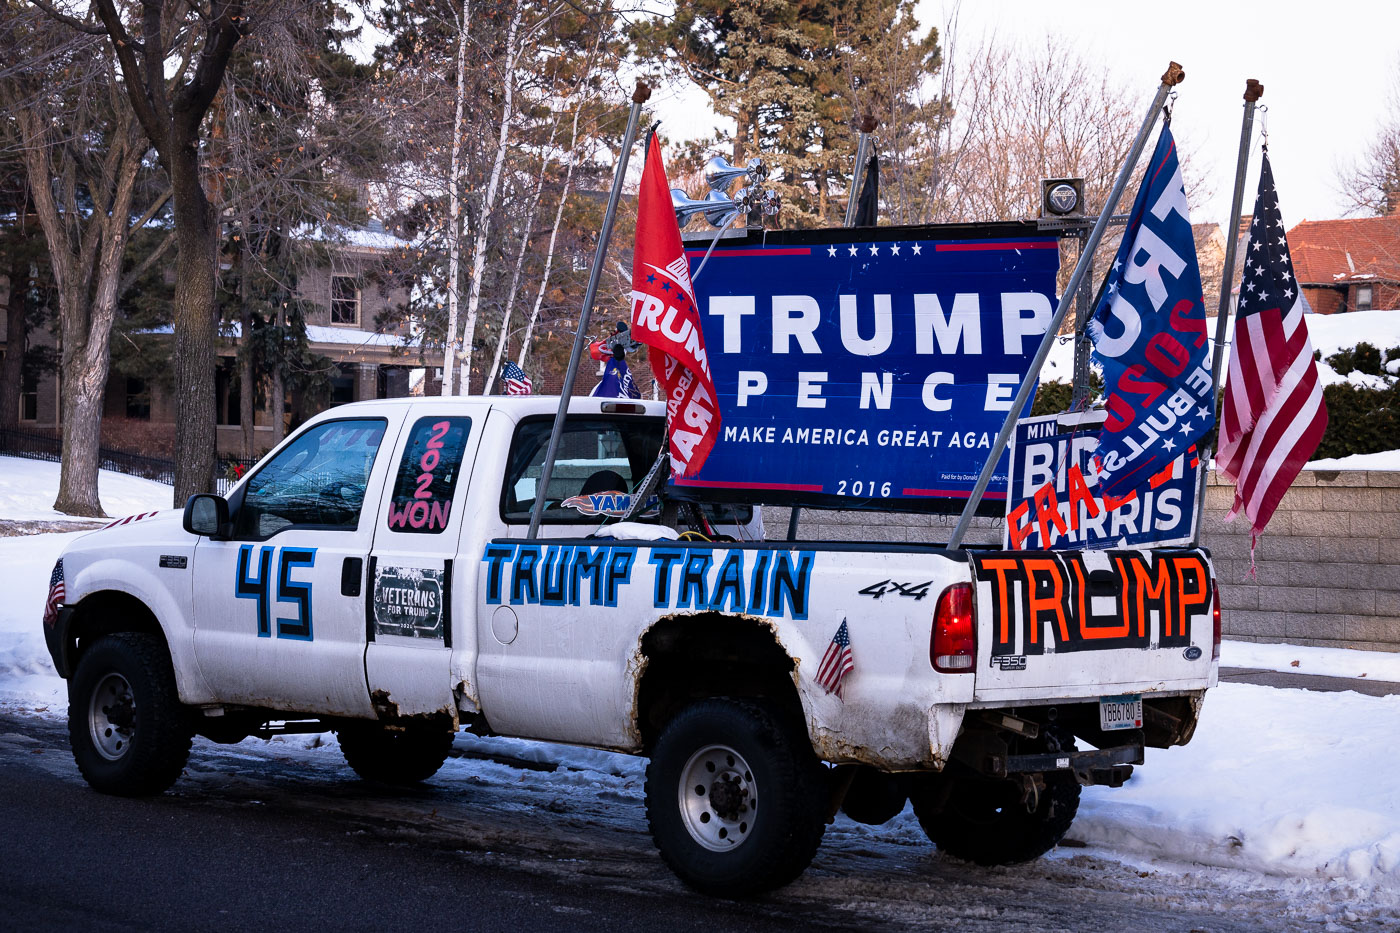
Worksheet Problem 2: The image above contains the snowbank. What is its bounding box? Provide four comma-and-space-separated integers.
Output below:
0, 529, 77, 707
1305, 450, 1400, 471
0, 456, 173, 523
1074, 683, 1400, 887
1222, 639, 1400, 681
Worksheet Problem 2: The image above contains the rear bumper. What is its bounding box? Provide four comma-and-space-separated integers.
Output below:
1006, 740, 1144, 781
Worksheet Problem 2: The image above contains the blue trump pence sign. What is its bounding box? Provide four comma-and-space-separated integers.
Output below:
667, 223, 1061, 512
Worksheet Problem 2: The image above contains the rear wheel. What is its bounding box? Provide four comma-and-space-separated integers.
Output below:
645, 698, 826, 897
911, 728, 1081, 866
68, 633, 192, 796
336, 721, 455, 785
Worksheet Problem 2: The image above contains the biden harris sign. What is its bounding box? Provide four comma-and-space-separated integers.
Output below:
666, 223, 1061, 513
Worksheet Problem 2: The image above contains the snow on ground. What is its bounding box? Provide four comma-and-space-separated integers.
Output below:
0, 456, 173, 523
1, 462, 1397, 904
1223, 639, 1400, 682
1306, 449, 1400, 471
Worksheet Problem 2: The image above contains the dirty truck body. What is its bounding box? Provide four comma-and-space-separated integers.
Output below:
44, 396, 1218, 895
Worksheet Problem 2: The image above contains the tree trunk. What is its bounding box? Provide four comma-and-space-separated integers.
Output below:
52, 357, 108, 517
517, 150, 577, 370
458, 0, 522, 395
169, 146, 219, 506
53, 139, 139, 517
238, 247, 255, 459
271, 304, 286, 444
442, 0, 472, 396
0, 250, 25, 428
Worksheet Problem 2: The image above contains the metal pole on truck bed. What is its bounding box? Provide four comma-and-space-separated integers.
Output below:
843, 113, 879, 227
1191, 79, 1264, 546
946, 62, 1186, 550
527, 83, 651, 540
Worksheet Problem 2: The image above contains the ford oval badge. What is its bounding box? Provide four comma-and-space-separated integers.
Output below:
1183, 646, 1203, 661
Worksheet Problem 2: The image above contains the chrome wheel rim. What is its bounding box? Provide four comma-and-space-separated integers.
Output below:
678, 744, 756, 852
88, 672, 135, 761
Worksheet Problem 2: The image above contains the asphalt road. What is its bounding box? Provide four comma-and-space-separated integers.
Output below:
0, 709, 1386, 933
0, 712, 830, 933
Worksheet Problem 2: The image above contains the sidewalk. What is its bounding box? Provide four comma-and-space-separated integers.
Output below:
1219, 667, 1400, 697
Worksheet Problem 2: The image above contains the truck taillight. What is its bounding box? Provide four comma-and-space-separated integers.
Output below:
1212, 586, 1222, 661
931, 583, 975, 673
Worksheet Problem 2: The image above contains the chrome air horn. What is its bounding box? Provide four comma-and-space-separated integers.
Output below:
671, 188, 746, 228
703, 155, 766, 193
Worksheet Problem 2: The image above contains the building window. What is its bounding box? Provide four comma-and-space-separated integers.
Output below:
331, 275, 360, 325
1355, 284, 1373, 312
125, 377, 150, 420
20, 368, 37, 421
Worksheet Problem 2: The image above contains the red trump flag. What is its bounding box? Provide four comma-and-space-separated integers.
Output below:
629, 131, 721, 477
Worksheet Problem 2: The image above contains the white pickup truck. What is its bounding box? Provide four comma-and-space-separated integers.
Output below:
43, 396, 1219, 896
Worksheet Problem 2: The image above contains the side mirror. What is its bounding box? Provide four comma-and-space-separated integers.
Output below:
183, 494, 230, 538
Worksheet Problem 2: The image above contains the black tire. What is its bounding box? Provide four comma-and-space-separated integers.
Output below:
645, 698, 826, 897
67, 633, 192, 797
910, 728, 1081, 866
336, 721, 455, 785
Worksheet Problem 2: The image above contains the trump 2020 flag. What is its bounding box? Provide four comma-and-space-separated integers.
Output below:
1217, 149, 1327, 542
629, 130, 721, 477
591, 356, 641, 399
1089, 124, 1215, 499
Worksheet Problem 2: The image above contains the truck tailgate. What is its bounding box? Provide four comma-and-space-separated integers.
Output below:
968, 548, 1216, 703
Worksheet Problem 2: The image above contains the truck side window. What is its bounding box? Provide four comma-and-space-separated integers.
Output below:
234, 419, 387, 539
386, 416, 472, 534
500, 416, 664, 523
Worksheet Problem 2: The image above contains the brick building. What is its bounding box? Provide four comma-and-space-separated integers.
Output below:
1286, 214, 1400, 315
5, 222, 422, 456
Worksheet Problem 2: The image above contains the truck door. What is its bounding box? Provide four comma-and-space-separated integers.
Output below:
191, 415, 401, 717
365, 407, 485, 719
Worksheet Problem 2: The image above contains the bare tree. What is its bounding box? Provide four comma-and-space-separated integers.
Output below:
31, 0, 252, 504
0, 8, 163, 515
1337, 65, 1400, 216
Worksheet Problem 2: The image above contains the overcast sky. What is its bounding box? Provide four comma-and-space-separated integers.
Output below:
654, 0, 1398, 230
911, 0, 1399, 228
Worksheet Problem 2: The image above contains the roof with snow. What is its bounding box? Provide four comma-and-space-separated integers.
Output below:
1286, 215, 1400, 286
291, 220, 411, 254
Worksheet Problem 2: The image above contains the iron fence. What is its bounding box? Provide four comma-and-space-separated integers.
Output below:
0, 428, 256, 498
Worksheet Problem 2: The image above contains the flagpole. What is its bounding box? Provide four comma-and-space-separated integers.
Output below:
946, 62, 1186, 550
1191, 78, 1264, 546
527, 83, 651, 539
843, 114, 878, 227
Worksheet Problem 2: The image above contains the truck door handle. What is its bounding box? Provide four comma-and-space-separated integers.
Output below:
342, 557, 364, 597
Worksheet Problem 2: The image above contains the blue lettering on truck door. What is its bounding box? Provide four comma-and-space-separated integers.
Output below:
235, 545, 318, 640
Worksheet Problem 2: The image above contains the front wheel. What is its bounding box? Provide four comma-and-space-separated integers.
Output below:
335, 721, 455, 785
645, 698, 826, 897
68, 633, 193, 796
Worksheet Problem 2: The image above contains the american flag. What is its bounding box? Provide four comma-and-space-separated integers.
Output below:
1218, 148, 1328, 541
43, 559, 65, 627
501, 361, 532, 396
815, 619, 855, 699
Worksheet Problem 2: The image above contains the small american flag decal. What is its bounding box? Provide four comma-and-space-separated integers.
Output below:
815, 619, 855, 699
43, 559, 65, 628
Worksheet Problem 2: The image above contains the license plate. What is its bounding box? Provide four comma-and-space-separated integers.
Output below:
1099, 694, 1143, 731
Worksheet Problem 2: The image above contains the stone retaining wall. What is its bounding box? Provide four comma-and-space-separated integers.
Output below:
762, 469, 1400, 652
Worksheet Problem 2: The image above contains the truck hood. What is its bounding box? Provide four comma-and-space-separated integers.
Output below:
68, 508, 183, 552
